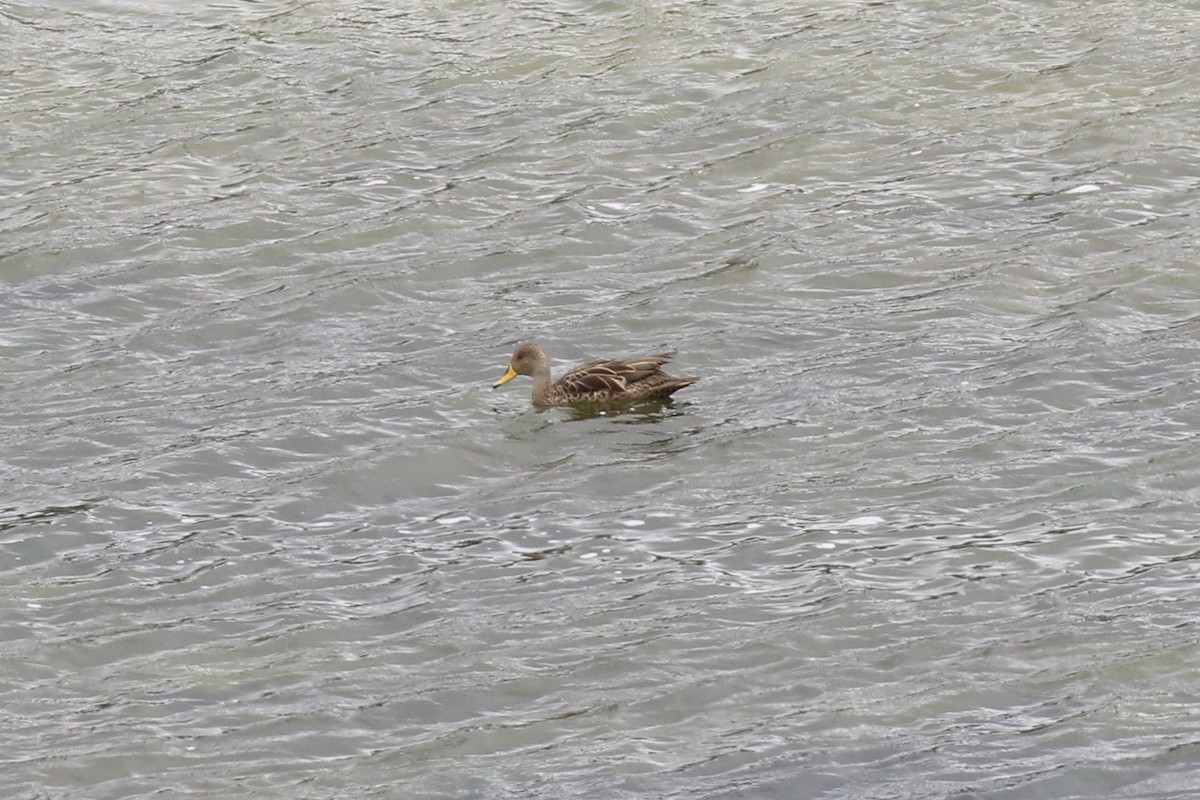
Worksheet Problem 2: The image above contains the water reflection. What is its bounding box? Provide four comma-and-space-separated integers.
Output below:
4, 0, 1200, 797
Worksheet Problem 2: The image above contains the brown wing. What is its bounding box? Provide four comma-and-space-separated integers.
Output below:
611, 352, 677, 372
558, 364, 627, 395
557, 353, 679, 397
565, 353, 675, 375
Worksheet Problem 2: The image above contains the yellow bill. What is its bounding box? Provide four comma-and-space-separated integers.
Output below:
492, 364, 519, 389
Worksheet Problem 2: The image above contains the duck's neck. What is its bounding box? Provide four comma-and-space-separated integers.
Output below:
530, 368, 553, 401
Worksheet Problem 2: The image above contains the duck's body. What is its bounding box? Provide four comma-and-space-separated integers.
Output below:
493, 343, 698, 407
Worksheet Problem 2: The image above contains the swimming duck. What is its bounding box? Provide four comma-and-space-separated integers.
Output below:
492, 343, 698, 406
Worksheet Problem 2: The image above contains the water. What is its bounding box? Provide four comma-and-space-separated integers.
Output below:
3, 0, 1200, 797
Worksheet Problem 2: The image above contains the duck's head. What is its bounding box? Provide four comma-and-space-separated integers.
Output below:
492, 343, 550, 388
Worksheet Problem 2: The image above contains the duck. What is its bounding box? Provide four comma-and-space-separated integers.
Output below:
492, 343, 698, 407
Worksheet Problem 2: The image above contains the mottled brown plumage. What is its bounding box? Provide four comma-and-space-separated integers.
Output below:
492, 343, 698, 406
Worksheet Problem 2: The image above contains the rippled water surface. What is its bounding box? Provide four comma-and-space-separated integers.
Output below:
4, 1, 1200, 798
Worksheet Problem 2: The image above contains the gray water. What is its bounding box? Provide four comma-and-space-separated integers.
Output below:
4, 0, 1200, 797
